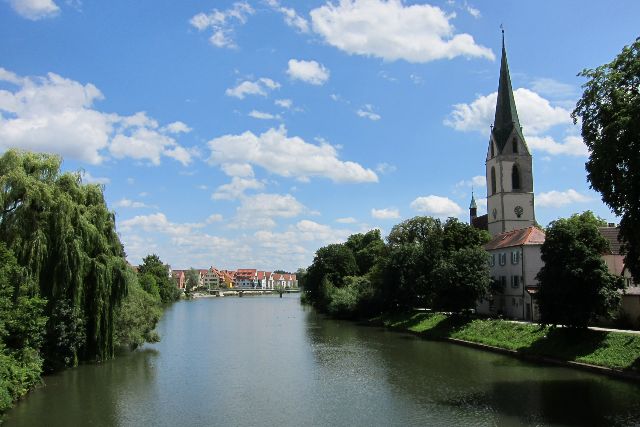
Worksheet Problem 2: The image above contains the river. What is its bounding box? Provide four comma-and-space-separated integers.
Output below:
5, 294, 640, 426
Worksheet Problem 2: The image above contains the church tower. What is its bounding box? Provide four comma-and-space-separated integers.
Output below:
486, 33, 535, 237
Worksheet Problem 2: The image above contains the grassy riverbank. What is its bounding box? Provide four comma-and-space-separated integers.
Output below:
376, 312, 640, 372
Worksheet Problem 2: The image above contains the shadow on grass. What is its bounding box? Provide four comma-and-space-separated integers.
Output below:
521, 327, 608, 363
421, 314, 473, 339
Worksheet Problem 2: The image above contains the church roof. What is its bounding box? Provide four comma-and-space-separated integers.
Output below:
469, 192, 477, 209
492, 33, 525, 153
484, 226, 545, 250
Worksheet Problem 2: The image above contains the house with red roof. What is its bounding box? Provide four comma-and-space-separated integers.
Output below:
477, 226, 545, 320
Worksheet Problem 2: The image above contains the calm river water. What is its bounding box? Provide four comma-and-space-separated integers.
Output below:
5, 294, 640, 426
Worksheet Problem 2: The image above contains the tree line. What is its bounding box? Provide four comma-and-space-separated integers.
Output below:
0, 150, 178, 414
300, 217, 492, 318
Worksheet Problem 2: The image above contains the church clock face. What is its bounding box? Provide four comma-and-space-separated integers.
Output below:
492, 208, 497, 219
514, 205, 523, 218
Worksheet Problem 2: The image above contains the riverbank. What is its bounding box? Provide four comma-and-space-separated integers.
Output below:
374, 312, 640, 379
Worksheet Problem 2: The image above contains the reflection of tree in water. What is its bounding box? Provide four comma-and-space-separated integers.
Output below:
5, 348, 159, 427
303, 310, 640, 426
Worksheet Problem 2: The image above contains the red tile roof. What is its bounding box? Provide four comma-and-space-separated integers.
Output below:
484, 226, 545, 250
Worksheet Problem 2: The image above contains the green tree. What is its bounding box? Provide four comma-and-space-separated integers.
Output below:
114, 270, 162, 350
138, 254, 179, 303
304, 243, 358, 309
536, 212, 625, 328
0, 150, 130, 368
344, 229, 385, 275
185, 268, 200, 292
0, 242, 47, 413
572, 37, 640, 282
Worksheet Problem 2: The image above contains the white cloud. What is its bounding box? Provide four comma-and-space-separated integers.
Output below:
0, 68, 191, 166
456, 175, 486, 188
309, 0, 494, 63
212, 177, 265, 200
266, 0, 309, 33
119, 213, 204, 235
206, 213, 223, 223
410, 195, 463, 217
376, 162, 396, 174
207, 125, 378, 183
190, 2, 254, 48
530, 78, 576, 99
371, 208, 400, 219
444, 87, 586, 157
275, 98, 293, 109
287, 59, 330, 85
225, 78, 280, 99
537, 189, 592, 208
232, 193, 305, 229
8, 0, 59, 20
356, 104, 381, 121
80, 171, 110, 185
114, 198, 154, 209
248, 110, 281, 120
164, 121, 192, 134
221, 163, 254, 177
527, 135, 588, 157
336, 217, 357, 224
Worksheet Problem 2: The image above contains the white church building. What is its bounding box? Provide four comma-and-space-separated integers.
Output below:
472, 34, 545, 321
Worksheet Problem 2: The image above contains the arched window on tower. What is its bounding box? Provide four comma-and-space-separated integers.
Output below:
491, 142, 495, 158
512, 138, 518, 153
512, 164, 521, 190
491, 166, 497, 195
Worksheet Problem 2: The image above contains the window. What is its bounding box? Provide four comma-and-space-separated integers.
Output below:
489, 254, 495, 267
491, 142, 495, 158
512, 137, 518, 153
511, 250, 520, 264
512, 164, 521, 190
499, 253, 506, 266
500, 276, 507, 289
511, 275, 521, 289
491, 166, 497, 195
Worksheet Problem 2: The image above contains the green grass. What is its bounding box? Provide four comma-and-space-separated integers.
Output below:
375, 312, 640, 371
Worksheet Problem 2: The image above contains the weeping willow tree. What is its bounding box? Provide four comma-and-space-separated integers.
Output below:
0, 149, 130, 369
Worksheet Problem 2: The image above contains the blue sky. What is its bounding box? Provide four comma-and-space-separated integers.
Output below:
1, 0, 638, 271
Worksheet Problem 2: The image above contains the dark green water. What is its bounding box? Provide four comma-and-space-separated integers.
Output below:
5, 295, 640, 426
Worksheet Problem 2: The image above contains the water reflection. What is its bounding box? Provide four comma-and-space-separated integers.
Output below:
5, 296, 640, 427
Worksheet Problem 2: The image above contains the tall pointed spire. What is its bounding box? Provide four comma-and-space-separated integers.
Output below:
492, 28, 523, 152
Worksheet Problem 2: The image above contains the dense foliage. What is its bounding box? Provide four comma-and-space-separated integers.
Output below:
536, 212, 624, 328
0, 150, 131, 369
573, 37, 640, 282
137, 254, 180, 304
302, 218, 491, 318
0, 243, 47, 413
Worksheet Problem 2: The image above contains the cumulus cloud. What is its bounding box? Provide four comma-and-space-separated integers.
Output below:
225, 78, 280, 99
410, 195, 463, 217
207, 125, 378, 183
80, 171, 110, 185
309, 0, 494, 63
0, 68, 191, 166
287, 59, 330, 85
190, 2, 254, 48
356, 104, 381, 121
119, 213, 204, 235
456, 175, 486, 188
8, 0, 59, 20
206, 213, 223, 223
232, 193, 305, 229
114, 198, 154, 209
212, 177, 265, 200
248, 110, 281, 120
164, 121, 192, 134
336, 217, 357, 224
444, 87, 586, 157
275, 98, 293, 109
371, 208, 400, 219
537, 189, 592, 208
266, 0, 309, 33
